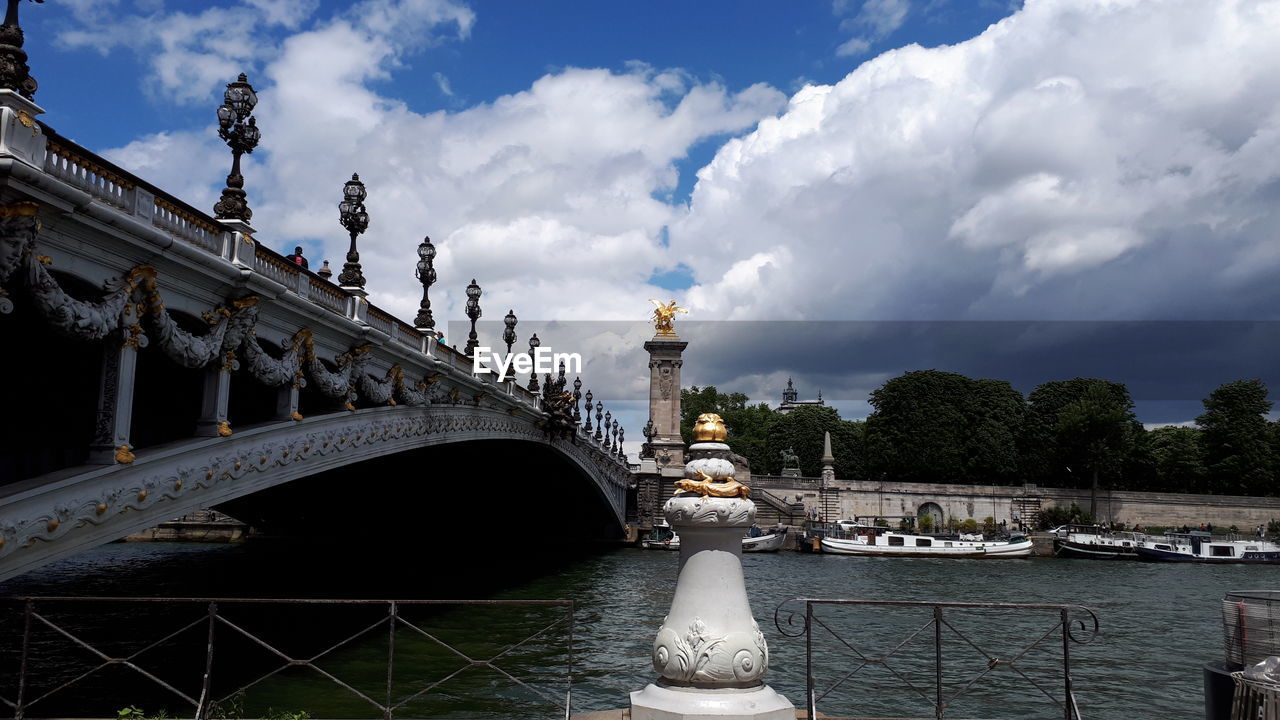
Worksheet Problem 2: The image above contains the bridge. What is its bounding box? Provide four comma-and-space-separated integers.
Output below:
0, 8, 633, 583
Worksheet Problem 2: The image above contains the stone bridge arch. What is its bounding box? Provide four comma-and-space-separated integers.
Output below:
0, 404, 631, 583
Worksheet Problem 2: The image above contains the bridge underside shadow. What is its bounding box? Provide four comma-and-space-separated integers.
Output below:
214, 439, 625, 595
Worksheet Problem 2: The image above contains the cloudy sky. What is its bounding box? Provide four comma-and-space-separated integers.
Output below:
22, 0, 1280, 447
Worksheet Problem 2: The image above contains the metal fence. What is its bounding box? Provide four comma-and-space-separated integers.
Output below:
0, 597, 574, 720
774, 598, 1098, 720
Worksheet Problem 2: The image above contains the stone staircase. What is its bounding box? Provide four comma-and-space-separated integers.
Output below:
753, 489, 805, 525
1015, 495, 1042, 529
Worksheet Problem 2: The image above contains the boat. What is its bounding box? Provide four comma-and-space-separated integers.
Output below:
1051, 524, 1144, 560
742, 527, 787, 553
640, 523, 680, 550
1134, 531, 1280, 563
820, 523, 1032, 558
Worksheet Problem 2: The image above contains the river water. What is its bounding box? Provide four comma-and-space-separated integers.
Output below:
0, 539, 1268, 719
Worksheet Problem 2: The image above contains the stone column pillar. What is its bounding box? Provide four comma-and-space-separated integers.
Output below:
631, 416, 794, 719
89, 335, 139, 464
196, 354, 234, 437
274, 384, 300, 422
644, 336, 688, 475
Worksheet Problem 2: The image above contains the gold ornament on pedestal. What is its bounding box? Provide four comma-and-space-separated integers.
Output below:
648, 298, 687, 337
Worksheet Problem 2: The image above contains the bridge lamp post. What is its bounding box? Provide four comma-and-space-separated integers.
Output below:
604, 410, 612, 447
337, 173, 369, 293
213, 73, 260, 223
572, 377, 582, 423
413, 236, 437, 332
641, 418, 654, 458
464, 279, 482, 357
617, 426, 625, 461
611, 418, 619, 453
527, 333, 541, 391
595, 401, 603, 441
583, 390, 593, 432
501, 309, 517, 380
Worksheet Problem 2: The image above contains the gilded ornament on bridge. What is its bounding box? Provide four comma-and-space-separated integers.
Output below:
648, 298, 687, 337
673, 469, 750, 499
217, 421, 232, 437
291, 411, 303, 421
115, 445, 135, 464
692, 413, 727, 442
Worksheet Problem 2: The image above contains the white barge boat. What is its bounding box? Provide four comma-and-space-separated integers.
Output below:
820, 524, 1032, 558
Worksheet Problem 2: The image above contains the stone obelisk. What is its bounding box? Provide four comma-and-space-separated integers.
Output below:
630, 413, 794, 720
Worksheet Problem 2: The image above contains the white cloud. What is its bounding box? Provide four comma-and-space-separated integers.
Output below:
836, 0, 911, 57
673, 0, 1280, 322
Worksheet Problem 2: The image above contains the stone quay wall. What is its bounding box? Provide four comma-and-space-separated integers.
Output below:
749, 476, 1280, 530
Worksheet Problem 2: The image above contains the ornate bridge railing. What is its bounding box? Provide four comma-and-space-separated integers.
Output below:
0, 597, 575, 720
774, 598, 1098, 720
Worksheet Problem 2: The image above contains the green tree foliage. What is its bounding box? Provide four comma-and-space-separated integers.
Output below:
679, 386, 774, 473
864, 370, 1024, 484
1147, 426, 1207, 493
1054, 382, 1136, 517
1197, 379, 1275, 496
764, 405, 846, 476
1024, 378, 1138, 490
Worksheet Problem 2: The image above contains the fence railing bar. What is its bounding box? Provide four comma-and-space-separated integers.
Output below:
298, 661, 389, 713
25, 612, 200, 710
935, 614, 1068, 710
480, 613, 572, 665
810, 612, 936, 707
393, 617, 482, 664
793, 598, 1093, 720
483, 662, 566, 709
387, 662, 474, 710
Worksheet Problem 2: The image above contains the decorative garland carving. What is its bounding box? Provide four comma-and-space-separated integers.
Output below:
652, 616, 768, 685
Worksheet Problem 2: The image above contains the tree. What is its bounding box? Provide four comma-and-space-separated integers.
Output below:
864, 370, 1023, 484
678, 386, 774, 473
1147, 426, 1207, 493
1197, 379, 1274, 496
1054, 383, 1134, 518
1024, 378, 1137, 493
765, 405, 845, 476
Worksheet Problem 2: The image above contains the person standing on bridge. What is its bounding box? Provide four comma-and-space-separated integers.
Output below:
286, 245, 309, 269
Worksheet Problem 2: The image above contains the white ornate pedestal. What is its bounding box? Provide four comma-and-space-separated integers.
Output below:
630, 442, 794, 720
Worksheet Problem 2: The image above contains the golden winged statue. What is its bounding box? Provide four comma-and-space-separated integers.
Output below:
648, 298, 688, 337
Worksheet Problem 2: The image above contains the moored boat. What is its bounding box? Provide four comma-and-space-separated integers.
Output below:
742, 527, 787, 553
1134, 531, 1280, 564
821, 524, 1032, 558
1052, 524, 1144, 560
640, 523, 681, 550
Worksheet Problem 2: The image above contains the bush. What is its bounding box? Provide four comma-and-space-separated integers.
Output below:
960, 518, 978, 533
982, 516, 996, 533
919, 514, 934, 532
1038, 503, 1094, 530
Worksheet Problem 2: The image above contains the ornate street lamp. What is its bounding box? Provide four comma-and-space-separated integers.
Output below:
641, 418, 654, 458
464, 279, 482, 357
337, 173, 369, 292
594, 402, 603, 441
414, 236, 437, 331
572, 377, 582, 423
583, 390, 593, 432
213, 73, 261, 222
617, 427, 625, 460
610, 418, 619, 453
604, 410, 612, 446
527, 333, 541, 391
501, 309, 517, 380
0, 0, 43, 99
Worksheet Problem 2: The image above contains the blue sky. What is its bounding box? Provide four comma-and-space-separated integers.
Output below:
16, 0, 1280, 437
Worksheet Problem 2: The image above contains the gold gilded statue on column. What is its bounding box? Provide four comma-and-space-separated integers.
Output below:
648, 298, 687, 337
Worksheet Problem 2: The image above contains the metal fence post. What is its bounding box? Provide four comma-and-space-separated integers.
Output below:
807, 601, 816, 719
195, 600, 217, 720
386, 601, 396, 720
934, 605, 944, 720
15, 599, 33, 720
1061, 608, 1072, 720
